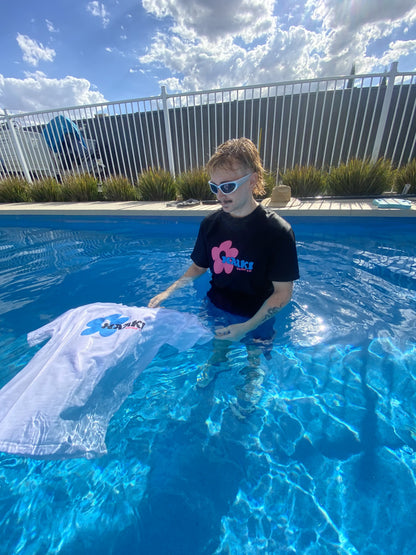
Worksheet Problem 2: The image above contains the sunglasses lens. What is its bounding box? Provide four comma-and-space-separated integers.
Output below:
220, 182, 237, 194
209, 183, 219, 194
209, 177, 244, 195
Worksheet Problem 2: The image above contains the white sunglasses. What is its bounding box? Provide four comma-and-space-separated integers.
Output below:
209, 173, 252, 195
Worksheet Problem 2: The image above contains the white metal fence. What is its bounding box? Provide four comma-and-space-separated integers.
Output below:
1, 62, 415, 184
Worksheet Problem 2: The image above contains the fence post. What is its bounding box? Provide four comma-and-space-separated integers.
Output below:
4, 110, 33, 183
371, 62, 398, 162
161, 86, 176, 176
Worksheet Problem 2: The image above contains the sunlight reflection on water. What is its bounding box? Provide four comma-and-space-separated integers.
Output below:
0, 216, 415, 554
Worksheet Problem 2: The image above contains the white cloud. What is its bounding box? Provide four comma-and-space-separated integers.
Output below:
16, 34, 56, 67
306, 0, 416, 75
309, 0, 416, 31
45, 19, 59, 33
0, 72, 107, 113
87, 1, 110, 28
140, 0, 277, 90
139, 0, 416, 92
379, 39, 416, 67
143, 0, 276, 42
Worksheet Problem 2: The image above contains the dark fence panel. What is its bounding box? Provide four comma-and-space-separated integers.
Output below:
1, 64, 415, 183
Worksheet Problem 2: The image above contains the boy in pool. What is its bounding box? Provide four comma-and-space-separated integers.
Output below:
148, 138, 299, 404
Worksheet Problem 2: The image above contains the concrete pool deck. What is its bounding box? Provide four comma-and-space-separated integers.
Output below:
0, 197, 415, 217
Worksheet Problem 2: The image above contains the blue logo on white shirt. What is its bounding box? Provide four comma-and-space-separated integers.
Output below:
81, 314, 145, 337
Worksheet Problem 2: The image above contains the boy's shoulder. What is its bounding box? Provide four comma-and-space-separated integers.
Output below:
254, 205, 294, 233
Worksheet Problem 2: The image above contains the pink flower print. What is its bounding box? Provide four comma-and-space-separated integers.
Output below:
211, 240, 239, 274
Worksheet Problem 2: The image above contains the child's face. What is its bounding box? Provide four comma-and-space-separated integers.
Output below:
209, 164, 258, 217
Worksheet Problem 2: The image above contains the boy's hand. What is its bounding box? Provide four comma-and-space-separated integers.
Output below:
148, 291, 169, 308
215, 323, 248, 342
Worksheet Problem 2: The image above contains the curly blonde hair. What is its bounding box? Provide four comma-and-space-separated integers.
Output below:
206, 138, 265, 196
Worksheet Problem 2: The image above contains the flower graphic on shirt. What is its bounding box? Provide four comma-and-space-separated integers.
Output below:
81, 314, 129, 337
211, 240, 239, 274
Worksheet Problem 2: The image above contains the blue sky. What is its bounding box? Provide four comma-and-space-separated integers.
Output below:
1, 0, 416, 113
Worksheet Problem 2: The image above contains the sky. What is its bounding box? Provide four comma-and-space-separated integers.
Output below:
1, 0, 416, 113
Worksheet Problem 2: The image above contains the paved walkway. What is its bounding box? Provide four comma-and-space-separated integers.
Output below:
0, 197, 415, 217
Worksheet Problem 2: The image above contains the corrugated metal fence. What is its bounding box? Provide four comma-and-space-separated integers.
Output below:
1, 62, 415, 184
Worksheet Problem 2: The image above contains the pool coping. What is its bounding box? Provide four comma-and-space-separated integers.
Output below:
0, 197, 415, 217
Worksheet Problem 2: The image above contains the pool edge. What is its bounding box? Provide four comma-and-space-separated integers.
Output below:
0, 199, 415, 218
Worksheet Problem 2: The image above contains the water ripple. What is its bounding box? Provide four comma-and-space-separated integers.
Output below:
0, 218, 415, 554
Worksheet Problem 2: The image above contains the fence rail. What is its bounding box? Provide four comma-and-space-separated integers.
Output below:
1, 62, 415, 184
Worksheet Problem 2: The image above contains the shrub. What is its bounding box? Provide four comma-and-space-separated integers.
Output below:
30, 177, 62, 202
102, 175, 138, 201
176, 168, 214, 201
137, 168, 176, 201
60, 173, 100, 201
260, 172, 277, 199
393, 159, 416, 194
0, 176, 30, 202
280, 165, 326, 198
326, 159, 393, 196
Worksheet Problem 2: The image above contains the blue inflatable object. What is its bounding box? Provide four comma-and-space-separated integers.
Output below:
42, 115, 87, 154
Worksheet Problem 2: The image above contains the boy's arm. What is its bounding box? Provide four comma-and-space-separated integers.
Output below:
215, 281, 293, 341
148, 262, 207, 308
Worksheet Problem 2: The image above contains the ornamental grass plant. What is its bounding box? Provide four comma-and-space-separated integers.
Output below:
261, 172, 277, 199
325, 158, 393, 196
30, 177, 62, 202
0, 158, 412, 203
393, 159, 416, 194
137, 168, 176, 201
176, 168, 214, 201
0, 176, 30, 203
280, 165, 326, 198
60, 173, 100, 201
102, 175, 138, 201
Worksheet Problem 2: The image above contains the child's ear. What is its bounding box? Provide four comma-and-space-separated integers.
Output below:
250, 172, 258, 191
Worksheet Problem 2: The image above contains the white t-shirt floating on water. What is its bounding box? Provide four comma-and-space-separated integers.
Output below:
0, 303, 213, 459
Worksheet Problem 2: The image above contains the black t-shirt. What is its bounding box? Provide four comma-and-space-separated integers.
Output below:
191, 205, 300, 317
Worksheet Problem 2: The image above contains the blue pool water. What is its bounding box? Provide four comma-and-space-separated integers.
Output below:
0, 214, 416, 554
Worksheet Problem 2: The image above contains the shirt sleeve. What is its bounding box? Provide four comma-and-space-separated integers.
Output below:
268, 226, 300, 283
166, 311, 213, 351
145, 309, 213, 354
190, 221, 210, 268
27, 308, 76, 346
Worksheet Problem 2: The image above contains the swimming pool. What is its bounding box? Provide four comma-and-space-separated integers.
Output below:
0, 214, 415, 554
